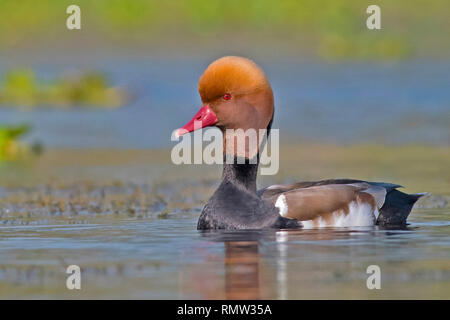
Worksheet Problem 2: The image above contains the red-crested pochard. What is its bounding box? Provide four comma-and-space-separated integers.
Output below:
175, 56, 425, 230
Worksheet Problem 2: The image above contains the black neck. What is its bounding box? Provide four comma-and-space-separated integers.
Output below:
221, 114, 273, 194
222, 158, 259, 193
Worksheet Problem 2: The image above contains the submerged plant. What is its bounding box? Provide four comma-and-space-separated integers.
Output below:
0, 70, 128, 109
0, 124, 29, 160
0, 124, 41, 161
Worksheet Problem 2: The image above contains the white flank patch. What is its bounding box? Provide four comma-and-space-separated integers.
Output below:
301, 220, 315, 229
301, 201, 376, 229
302, 216, 327, 229
266, 184, 285, 190
275, 195, 288, 217
333, 202, 374, 227
373, 208, 380, 220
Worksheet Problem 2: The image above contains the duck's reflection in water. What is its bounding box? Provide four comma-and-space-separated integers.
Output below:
190, 226, 412, 299
199, 230, 265, 299
224, 241, 260, 299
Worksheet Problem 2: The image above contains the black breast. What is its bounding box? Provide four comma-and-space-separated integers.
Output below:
197, 180, 300, 230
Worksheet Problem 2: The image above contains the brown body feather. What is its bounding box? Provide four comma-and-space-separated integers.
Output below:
260, 179, 422, 227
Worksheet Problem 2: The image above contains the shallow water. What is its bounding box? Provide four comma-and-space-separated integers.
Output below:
0, 147, 448, 299
0, 56, 449, 299
0, 210, 448, 299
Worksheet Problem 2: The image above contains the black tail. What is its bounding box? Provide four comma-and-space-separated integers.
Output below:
377, 190, 427, 226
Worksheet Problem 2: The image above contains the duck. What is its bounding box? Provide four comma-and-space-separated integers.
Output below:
174, 56, 425, 230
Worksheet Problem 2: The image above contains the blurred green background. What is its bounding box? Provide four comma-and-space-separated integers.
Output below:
0, 0, 449, 59
0, 0, 449, 160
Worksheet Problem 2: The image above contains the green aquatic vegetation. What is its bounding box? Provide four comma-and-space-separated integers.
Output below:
0, 124, 42, 161
0, 124, 31, 160
0, 0, 448, 60
0, 70, 128, 109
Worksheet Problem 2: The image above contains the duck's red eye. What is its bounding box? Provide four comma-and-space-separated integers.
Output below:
223, 93, 231, 100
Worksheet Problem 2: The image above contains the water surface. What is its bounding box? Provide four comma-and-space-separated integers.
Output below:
0, 147, 448, 299
0, 58, 448, 299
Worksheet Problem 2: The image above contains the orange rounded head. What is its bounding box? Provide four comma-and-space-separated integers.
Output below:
175, 56, 274, 138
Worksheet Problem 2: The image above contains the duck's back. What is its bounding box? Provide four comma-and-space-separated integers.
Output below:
260, 178, 425, 228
